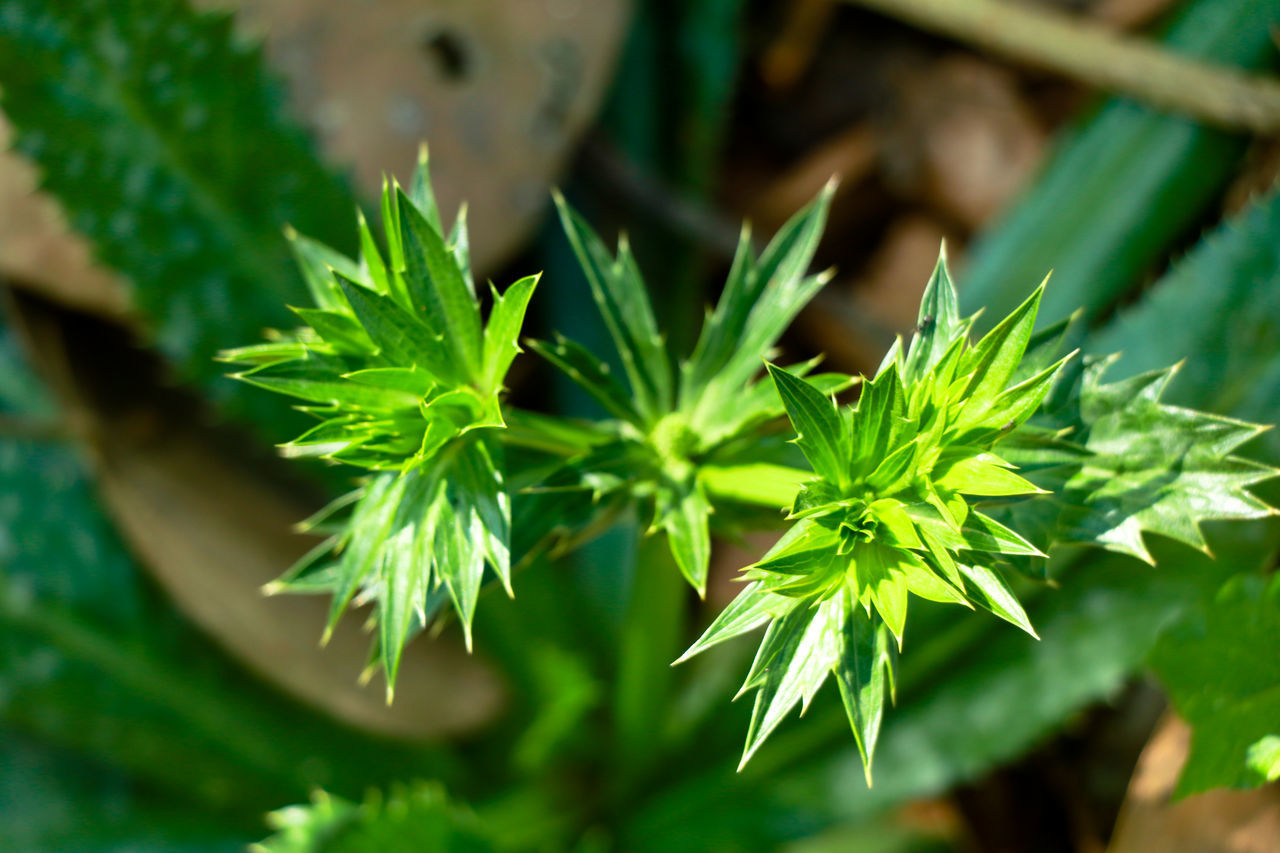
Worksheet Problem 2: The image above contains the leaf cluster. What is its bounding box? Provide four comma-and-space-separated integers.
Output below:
221, 157, 1278, 782
531, 183, 851, 594
679, 254, 1069, 775
679, 251, 1278, 779
222, 151, 536, 688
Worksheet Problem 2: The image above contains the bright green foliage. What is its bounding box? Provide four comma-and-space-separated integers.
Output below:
0, 0, 356, 432
222, 152, 537, 689
680, 252, 1065, 777
256, 784, 492, 853
1149, 573, 1280, 795
679, 248, 1278, 781
1000, 355, 1278, 567
532, 184, 851, 594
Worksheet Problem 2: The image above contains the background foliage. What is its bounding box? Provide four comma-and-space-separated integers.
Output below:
1, 0, 1278, 850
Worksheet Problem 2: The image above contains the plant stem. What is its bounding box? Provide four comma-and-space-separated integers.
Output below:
612, 532, 687, 793
845, 0, 1280, 133
700, 462, 810, 509
501, 408, 604, 457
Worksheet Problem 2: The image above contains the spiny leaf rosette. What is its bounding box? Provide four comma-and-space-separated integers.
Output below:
221, 150, 536, 693
530, 183, 851, 595
678, 251, 1277, 779
223, 152, 1277, 776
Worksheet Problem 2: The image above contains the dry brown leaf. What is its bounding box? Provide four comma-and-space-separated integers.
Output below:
0, 117, 132, 319
13, 298, 505, 740
2, 0, 630, 317
216, 0, 632, 274
880, 55, 1045, 230
1109, 713, 1280, 853
750, 124, 878, 233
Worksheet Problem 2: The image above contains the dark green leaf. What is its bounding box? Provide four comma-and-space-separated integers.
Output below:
335, 275, 453, 379
960, 0, 1280, 329
1149, 573, 1280, 795
0, 0, 356, 434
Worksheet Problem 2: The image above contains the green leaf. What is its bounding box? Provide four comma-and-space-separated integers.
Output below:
237, 358, 420, 410
957, 564, 1037, 637
851, 543, 912, 645
934, 454, 1042, 497
343, 367, 436, 397
0, 0, 356, 435
481, 274, 539, 393
960, 282, 1045, 411
255, 782, 494, 853
902, 245, 966, 383
0, 361, 451, 819
685, 183, 833, 404
527, 335, 643, 425
1092, 186, 1280, 437
656, 481, 713, 596
289, 229, 367, 310
1009, 360, 1278, 562
553, 191, 672, 421
1246, 736, 1280, 785
290, 308, 375, 355
409, 146, 447, 237
741, 594, 845, 768
397, 188, 483, 380
766, 363, 848, 488
907, 506, 1044, 558
676, 583, 797, 663
1149, 573, 1280, 795
833, 599, 897, 783
335, 276, 453, 380
779, 536, 1263, 823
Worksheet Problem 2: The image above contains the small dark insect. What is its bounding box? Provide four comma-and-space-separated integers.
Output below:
914, 314, 935, 335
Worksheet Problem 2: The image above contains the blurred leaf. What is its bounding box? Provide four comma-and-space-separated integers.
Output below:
255, 783, 493, 853
1091, 186, 1280, 457
961, 0, 1280, 328
0, 0, 355, 435
1149, 573, 1280, 795
0, 317, 456, 818
0, 732, 247, 852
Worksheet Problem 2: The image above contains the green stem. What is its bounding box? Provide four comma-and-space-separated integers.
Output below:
612, 533, 687, 793
500, 407, 608, 457
700, 462, 810, 509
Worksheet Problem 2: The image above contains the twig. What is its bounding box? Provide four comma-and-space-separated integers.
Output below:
845, 0, 1280, 134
